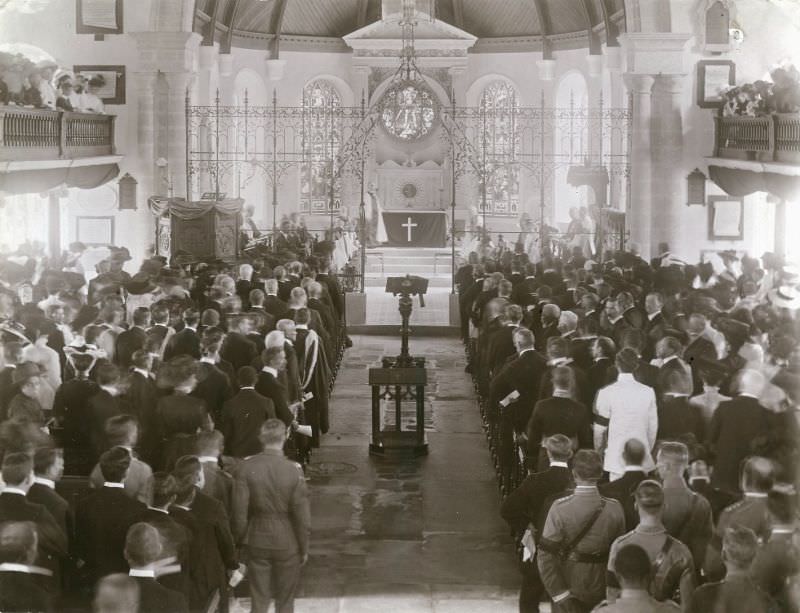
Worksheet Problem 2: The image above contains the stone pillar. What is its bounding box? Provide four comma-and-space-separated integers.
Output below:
604, 46, 625, 210
537, 60, 556, 227
623, 73, 654, 255
131, 71, 159, 255
650, 73, 686, 257
586, 55, 604, 167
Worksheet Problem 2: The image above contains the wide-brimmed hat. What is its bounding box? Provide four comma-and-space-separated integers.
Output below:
772, 370, 800, 405
108, 246, 132, 263
0, 321, 30, 345
11, 361, 43, 386
715, 317, 752, 345
35, 59, 58, 71
124, 272, 158, 296
768, 285, 800, 310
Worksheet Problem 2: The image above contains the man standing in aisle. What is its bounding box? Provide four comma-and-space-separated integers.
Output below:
231, 419, 311, 613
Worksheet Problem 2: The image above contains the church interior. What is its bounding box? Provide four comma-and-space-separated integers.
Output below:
0, 0, 798, 612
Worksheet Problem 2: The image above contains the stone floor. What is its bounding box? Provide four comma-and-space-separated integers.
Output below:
290, 335, 519, 612
364, 286, 453, 326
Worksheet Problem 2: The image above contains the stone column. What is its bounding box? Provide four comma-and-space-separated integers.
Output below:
131, 71, 159, 255
623, 73, 654, 256
537, 60, 556, 228
650, 73, 687, 257
604, 46, 625, 210
586, 54, 604, 167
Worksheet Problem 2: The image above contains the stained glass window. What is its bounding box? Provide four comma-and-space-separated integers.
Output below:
380, 83, 437, 141
301, 80, 342, 214
478, 81, 520, 216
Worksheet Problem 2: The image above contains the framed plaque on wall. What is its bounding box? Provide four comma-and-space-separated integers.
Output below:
708, 195, 744, 240
73, 65, 126, 105
76, 216, 115, 246
76, 0, 123, 35
697, 60, 735, 108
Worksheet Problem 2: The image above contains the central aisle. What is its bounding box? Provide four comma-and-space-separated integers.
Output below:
295, 335, 519, 612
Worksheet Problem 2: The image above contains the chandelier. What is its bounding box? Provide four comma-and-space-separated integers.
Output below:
379, 0, 439, 142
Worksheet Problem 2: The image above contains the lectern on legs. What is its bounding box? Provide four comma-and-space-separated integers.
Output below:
368, 275, 429, 456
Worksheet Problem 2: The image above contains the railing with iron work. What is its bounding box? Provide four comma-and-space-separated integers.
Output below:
0, 105, 116, 161
713, 113, 800, 164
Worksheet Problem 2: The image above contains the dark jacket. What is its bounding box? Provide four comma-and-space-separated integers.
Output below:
87, 389, 126, 462
501, 464, 574, 536
74, 486, 146, 581
255, 369, 294, 427
489, 348, 548, 432
221, 332, 258, 373
0, 567, 54, 613
163, 327, 201, 361
708, 396, 772, 493
0, 491, 68, 571
115, 326, 147, 368
190, 362, 233, 425
131, 575, 189, 613
27, 482, 72, 543
657, 395, 705, 443
221, 388, 277, 458
599, 469, 648, 531
526, 396, 592, 461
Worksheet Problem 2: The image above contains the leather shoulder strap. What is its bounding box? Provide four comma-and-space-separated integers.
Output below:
563, 499, 607, 556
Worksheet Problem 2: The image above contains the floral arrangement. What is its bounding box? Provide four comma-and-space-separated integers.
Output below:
721, 64, 800, 117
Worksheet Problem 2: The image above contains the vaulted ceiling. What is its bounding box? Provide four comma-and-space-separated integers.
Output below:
193, 0, 626, 54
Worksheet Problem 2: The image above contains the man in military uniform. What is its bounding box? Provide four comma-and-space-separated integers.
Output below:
231, 418, 311, 613
703, 456, 774, 581
655, 442, 713, 569
593, 544, 679, 613
606, 481, 696, 607
538, 449, 625, 612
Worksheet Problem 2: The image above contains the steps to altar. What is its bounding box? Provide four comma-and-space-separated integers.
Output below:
363, 247, 453, 288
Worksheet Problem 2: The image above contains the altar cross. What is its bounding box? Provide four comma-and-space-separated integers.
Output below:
402, 217, 418, 242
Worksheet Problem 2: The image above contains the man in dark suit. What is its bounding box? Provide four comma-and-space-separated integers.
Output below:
618, 290, 646, 330
163, 308, 201, 361
486, 304, 523, 379
501, 435, 574, 613
221, 314, 258, 373
0, 521, 54, 613
170, 456, 237, 611
75, 447, 147, 584
307, 281, 337, 338
315, 258, 343, 321
534, 303, 561, 353
125, 349, 160, 464
587, 336, 617, 403
0, 341, 23, 419
248, 289, 277, 334
87, 362, 126, 463
195, 430, 233, 514
526, 366, 592, 471
655, 336, 691, 398
146, 304, 175, 358
0, 452, 68, 587
123, 522, 189, 613
708, 370, 772, 495
683, 313, 718, 395
28, 447, 72, 542
192, 337, 234, 426
263, 279, 292, 321
232, 419, 311, 613
538, 336, 592, 410
599, 439, 649, 530
643, 292, 667, 359
115, 307, 150, 369
604, 298, 633, 348
256, 346, 296, 428
222, 366, 277, 458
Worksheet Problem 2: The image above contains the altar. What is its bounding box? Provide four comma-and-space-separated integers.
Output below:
382, 210, 448, 247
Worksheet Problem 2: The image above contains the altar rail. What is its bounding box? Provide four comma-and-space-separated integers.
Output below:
713, 113, 800, 164
0, 105, 116, 161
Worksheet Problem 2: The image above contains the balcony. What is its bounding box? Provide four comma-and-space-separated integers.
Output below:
0, 105, 116, 162
713, 113, 800, 165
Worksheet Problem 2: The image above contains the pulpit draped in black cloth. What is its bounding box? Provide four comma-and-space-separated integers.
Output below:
382, 211, 448, 247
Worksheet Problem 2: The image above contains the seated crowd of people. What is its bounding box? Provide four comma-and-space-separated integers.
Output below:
0, 51, 106, 112
0, 240, 347, 611
458, 246, 799, 612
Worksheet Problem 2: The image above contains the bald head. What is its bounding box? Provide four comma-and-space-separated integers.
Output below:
741, 456, 774, 494
737, 369, 766, 397
558, 311, 578, 334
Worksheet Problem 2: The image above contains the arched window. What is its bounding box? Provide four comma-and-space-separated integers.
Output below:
478, 80, 520, 216
301, 80, 342, 214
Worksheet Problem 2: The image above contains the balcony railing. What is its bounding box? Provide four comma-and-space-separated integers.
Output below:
713, 113, 800, 164
0, 105, 115, 162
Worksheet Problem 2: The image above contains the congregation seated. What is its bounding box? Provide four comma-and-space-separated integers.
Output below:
457, 245, 799, 612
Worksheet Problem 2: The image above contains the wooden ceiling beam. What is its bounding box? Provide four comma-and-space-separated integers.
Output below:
598, 0, 620, 47
221, 0, 242, 54
452, 0, 465, 29
579, 0, 602, 54
269, 0, 290, 57
532, 0, 552, 59
357, 0, 370, 28
202, 0, 223, 46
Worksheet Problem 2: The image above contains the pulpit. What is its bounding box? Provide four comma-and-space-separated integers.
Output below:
148, 197, 243, 262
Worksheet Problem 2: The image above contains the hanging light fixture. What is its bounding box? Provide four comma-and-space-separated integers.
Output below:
379, 0, 439, 142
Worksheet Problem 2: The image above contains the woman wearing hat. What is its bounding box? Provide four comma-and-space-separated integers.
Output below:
154, 355, 211, 471
7, 361, 47, 427
79, 74, 105, 113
